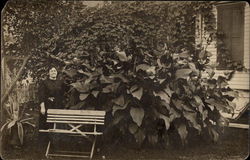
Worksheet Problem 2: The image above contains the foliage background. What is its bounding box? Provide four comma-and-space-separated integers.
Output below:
2, 0, 239, 147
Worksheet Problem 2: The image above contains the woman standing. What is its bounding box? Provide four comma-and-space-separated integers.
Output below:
36, 65, 68, 155
38, 65, 67, 129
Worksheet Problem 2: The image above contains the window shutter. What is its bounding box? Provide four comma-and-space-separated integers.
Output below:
217, 3, 244, 63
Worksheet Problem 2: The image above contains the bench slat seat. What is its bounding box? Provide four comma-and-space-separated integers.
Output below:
47, 117, 104, 122
48, 115, 105, 119
39, 109, 106, 159
46, 120, 104, 125
47, 109, 105, 116
39, 129, 103, 135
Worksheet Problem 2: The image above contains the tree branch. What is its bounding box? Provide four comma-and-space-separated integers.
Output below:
45, 52, 72, 65
1, 55, 31, 106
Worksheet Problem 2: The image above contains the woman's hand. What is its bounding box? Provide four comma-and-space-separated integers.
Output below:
40, 102, 46, 115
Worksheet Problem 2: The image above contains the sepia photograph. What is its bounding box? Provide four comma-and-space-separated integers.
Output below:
0, 1, 249, 159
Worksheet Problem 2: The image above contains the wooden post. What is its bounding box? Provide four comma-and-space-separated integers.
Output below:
1, 4, 6, 124
1, 57, 5, 123
199, 14, 203, 43
1, 55, 31, 106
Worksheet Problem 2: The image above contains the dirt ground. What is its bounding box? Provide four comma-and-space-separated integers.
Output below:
1, 109, 249, 160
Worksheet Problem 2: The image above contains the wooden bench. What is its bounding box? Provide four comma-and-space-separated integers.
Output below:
39, 109, 106, 159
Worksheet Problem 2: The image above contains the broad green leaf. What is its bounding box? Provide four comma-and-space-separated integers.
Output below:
112, 111, 126, 126
77, 69, 92, 77
131, 87, 143, 100
110, 59, 118, 65
153, 91, 170, 104
70, 82, 89, 92
130, 85, 138, 93
17, 122, 24, 145
222, 90, 239, 98
217, 76, 228, 88
136, 64, 151, 72
158, 114, 170, 130
91, 91, 99, 98
103, 83, 120, 93
164, 86, 174, 97
128, 122, 138, 134
179, 51, 189, 58
79, 93, 89, 101
202, 110, 208, 121
159, 79, 165, 84
206, 68, 215, 78
160, 100, 170, 110
81, 63, 94, 71
134, 128, 146, 145
194, 96, 203, 106
169, 108, 181, 122
100, 75, 114, 84
85, 77, 93, 85
182, 104, 194, 112
130, 107, 144, 127
226, 100, 236, 110
146, 66, 156, 75
116, 51, 129, 62
198, 104, 203, 113
177, 124, 188, 145
112, 95, 125, 106
207, 104, 214, 111
205, 99, 227, 112
219, 81, 229, 88
188, 63, 196, 71
183, 111, 201, 132
157, 58, 164, 68
112, 100, 129, 116
175, 69, 192, 79
172, 99, 183, 111
199, 50, 206, 59
63, 69, 77, 78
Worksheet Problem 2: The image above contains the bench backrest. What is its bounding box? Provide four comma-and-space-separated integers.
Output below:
46, 109, 106, 125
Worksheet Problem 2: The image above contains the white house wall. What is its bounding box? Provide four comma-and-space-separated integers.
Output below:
196, 2, 249, 119
197, 2, 250, 90
244, 3, 250, 69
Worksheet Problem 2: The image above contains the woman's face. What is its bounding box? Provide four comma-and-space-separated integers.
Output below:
49, 67, 58, 78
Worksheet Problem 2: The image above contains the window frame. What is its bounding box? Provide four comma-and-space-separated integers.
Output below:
216, 2, 245, 70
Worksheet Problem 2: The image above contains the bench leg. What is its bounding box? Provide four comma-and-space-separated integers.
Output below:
45, 141, 51, 158
90, 136, 97, 159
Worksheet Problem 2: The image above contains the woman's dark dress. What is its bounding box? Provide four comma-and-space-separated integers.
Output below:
38, 79, 67, 129
37, 78, 67, 152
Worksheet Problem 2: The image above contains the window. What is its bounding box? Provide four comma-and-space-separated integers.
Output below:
217, 2, 245, 68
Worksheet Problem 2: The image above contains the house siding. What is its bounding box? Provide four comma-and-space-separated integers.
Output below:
196, 2, 250, 91
244, 3, 250, 69
197, 2, 249, 118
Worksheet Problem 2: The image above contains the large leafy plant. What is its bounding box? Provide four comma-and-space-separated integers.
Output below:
58, 2, 237, 146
